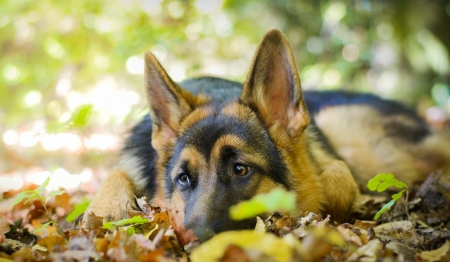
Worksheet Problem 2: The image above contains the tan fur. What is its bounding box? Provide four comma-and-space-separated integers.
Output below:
170, 147, 208, 180
179, 106, 213, 135
318, 160, 359, 222
254, 177, 286, 195
83, 170, 136, 224
278, 131, 326, 215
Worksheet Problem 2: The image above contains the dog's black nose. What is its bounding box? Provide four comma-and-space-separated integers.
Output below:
189, 225, 215, 242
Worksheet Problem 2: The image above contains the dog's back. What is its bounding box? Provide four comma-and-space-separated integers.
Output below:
303, 90, 450, 187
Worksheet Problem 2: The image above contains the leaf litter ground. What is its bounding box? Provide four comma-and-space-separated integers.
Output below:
1, 171, 449, 261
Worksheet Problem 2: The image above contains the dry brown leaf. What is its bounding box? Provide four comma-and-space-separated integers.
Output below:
0, 246, 37, 261
54, 192, 73, 214
353, 220, 377, 231
135, 196, 151, 213
386, 241, 417, 261
219, 244, 251, 262
0, 218, 10, 243
301, 232, 333, 262
345, 239, 382, 261
82, 209, 103, 229
416, 241, 450, 261
52, 250, 102, 261
37, 235, 66, 252
373, 220, 412, 235
337, 225, 363, 246
31, 220, 59, 237
190, 230, 293, 262
254, 216, 266, 234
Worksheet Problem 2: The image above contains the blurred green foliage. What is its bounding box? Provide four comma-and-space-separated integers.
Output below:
0, 0, 449, 174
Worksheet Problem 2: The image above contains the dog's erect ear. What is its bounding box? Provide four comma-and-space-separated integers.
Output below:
240, 29, 310, 138
144, 52, 198, 150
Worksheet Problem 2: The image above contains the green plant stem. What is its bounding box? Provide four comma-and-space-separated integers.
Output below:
41, 197, 68, 241
405, 190, 410, 221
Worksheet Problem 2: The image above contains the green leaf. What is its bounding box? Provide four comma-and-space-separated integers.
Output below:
69, 104, 93, 129
11, 190, 38, 206
229, 188, 296, 221
36, 177, 51, 197
367, 173, 408, 192
374, 199, 395, 220
392, 190, 406, 201
66, 198, 90, 222
127, 226, 135, 236
46, 120, 68, 133
32, 221, 53, 234
46, 189, 66, 198
373, 189, 406, 220
102, 216, 150, 229
36, 177, 50, 197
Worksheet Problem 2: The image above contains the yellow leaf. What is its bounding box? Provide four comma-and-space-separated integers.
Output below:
190, 230, 292, 262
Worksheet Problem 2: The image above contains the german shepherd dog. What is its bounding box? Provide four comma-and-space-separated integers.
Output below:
84, 29, 450, 242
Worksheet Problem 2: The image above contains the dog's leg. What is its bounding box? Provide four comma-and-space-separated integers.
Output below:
83, 170, 136, 227
319, 160, 359, 222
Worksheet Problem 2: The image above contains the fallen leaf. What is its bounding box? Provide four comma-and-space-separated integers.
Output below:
190, 230, 293, 262
385, 241, 417, 261
345, 239, 382, 261
373, 220, 412, 235
218, 244, 251, 262
37, 235, 66, 252
300, 232, 333, 262
353, 220, 377, 231
54, 192, 73, 214
5, 218, 36, 246
337, 225, 363, 246
82, 209, 103, 229
0, 239, 26, 255
0, 218, 10, 244
52, 250, 102, 261
416, 241, 450, 261
254, 216, 266, 234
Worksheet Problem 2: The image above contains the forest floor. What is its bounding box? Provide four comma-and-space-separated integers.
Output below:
0, 170, 449, 261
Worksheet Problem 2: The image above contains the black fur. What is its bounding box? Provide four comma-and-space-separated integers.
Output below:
121, 115, 158, 196
180, 77, 242, 100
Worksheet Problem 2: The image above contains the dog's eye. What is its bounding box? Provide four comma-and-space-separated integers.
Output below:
178, 173, 190, 185
233, 163, 251, 176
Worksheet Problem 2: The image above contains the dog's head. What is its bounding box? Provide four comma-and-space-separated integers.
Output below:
145, 29, 320, 242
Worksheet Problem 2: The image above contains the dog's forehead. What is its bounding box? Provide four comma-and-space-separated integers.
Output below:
178, 105, 264, 160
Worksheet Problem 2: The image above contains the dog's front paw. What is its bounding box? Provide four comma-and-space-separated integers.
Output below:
82, 204, 126, 229
81, 171, 137, 229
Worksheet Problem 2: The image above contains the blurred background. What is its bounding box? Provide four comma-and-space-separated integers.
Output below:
1, 0, 450, 193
